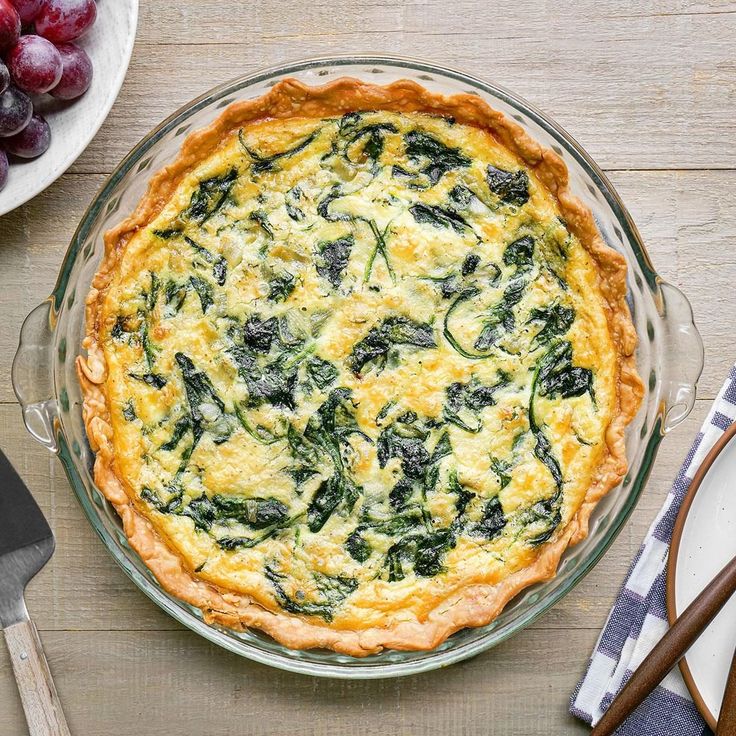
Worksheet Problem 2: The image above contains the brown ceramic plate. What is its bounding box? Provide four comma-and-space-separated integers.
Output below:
667, 421, 736, 729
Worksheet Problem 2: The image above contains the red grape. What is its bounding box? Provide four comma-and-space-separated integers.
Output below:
6, 34, 62, 94
0, 60, 9, 94
3, 112, 49, 157
0, 0, 20, 51
0, 147, 8, 191
10, 0, 43, 24
35, 0, 96, 43
49, 40, 90, 99
0, 85, 31, 137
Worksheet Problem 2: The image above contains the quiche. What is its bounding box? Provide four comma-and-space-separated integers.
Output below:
78, 78, 643, 656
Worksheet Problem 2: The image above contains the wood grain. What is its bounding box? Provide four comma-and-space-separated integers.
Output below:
0, 0, 734, 733
3, 621, 70, 736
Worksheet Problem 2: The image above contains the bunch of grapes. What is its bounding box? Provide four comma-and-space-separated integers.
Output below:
0, 0, 96, 192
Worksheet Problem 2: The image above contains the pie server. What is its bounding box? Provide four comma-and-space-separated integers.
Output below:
0, 447, 70, 735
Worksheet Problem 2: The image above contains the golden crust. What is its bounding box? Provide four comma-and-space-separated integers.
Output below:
77, 78, 643, 656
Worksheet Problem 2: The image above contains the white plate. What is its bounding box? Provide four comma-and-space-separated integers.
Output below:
669, 425, 736, 728
0, 0, 138, 217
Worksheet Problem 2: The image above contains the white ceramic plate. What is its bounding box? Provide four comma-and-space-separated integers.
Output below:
0, 0, 138, 217
668, 424, 736, 728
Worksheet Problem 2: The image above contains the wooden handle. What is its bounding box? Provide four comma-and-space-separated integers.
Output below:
717, 646, 736, 734
3, 619, 71, 736
592, 553, 736, 736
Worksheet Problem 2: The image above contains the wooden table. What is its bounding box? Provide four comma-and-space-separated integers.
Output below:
1, 1, 733, 733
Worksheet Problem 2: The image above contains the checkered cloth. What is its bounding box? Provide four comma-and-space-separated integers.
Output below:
570, 368, 736, 735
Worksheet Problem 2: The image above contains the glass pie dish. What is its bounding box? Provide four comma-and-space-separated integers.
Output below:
11, 55, 704, 678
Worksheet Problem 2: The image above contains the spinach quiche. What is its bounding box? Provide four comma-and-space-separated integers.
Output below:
78, 78, 642, 655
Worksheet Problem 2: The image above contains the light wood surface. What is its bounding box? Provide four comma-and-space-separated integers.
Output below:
0, 1, 734, 733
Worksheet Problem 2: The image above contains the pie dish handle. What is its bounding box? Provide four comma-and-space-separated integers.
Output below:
658, 280, 704, 433
12, 300, 59, 453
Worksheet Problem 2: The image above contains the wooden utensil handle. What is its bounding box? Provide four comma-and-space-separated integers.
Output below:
592, 553, 736, 735
717, 645, 736, 734
3, 619, 71, 736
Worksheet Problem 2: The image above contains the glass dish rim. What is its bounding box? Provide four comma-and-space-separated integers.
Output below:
43, 53, 674, 679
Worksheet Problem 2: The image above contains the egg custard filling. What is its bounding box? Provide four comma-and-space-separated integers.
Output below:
78, 79, 642, 655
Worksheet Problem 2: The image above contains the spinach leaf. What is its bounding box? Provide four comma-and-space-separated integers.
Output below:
343, 122, 398, 167
122, 400, 137, 422
305, 388, 369, 451
183, 168, 238, 223
302, 389, 368, 530
409, 203, 471, 234
503, 235, 535, 270
345, 529, 372, 562
443, 287, 491, 360
287, 465, 318, 488
348, 316, 436, 375
183, 235, 214, 263
235, 406, 283, 445
448, 184, 476, 209
111, 315, 133, 342
385, 535, 417, 581
404, 130, 470, 184
160, 416, 191, 451
537, 340, 593, 400
364, 220, 395, 283
414, 529, 456, 577
466, 496, 506, 540
128, 372, 167, 389
474, 278, 526, 351
285, 185, 305, 221
180, 494, 217, 531
447, 469, 474, 519
528, 303, 575, 347
175, 352, 226, 443
264, 565, 356, 621
486, 165, 530, 206
287, 423, 320, 465
213, 256, 227, 286
317, 184, 351, 222
141, 487, 184, 514
240, 128, 321, 173
533, 431, 563, 491
419, 272, 462, 299
164, 281, 188, 316
229, 345, 298, 409
522, 489, 562, 546
443, 280, 525, 359
443, 374, 507, 433
316, 235, 354, 288
189, 275, 214, 313
377, 426, 431, 479
489, 456, 512, 490
526, 341, 582, 495
249, 209, 274, 239
462, 253, 480, 276
389, 476, 415, 510
384, 528, 456, 581
306, 356, 338, 390
211, 495, 288, 529
242, 314, 278, 353
152, 227, 181, 239
431, 431, 452, 463
307, 474, 344, 532
267, 272, 296, 302
144, 272, 160, 312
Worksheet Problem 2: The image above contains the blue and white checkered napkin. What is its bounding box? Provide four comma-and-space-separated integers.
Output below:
570, 366, 736, 735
